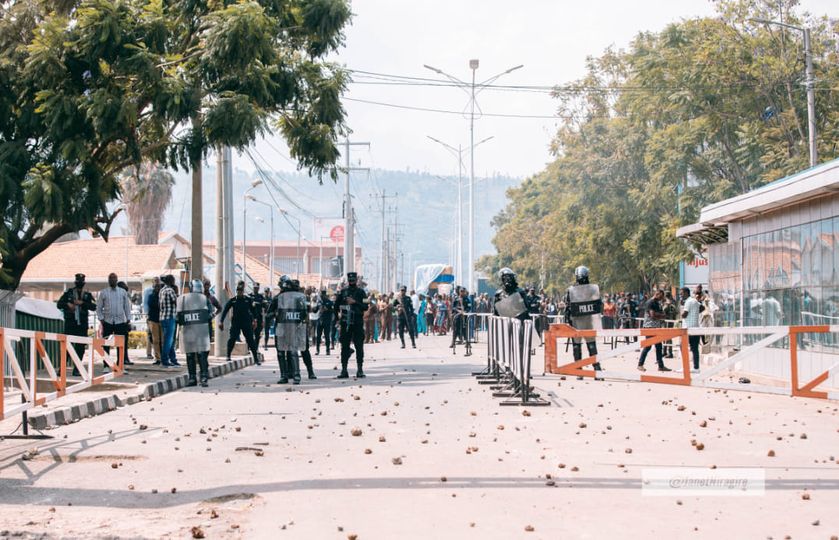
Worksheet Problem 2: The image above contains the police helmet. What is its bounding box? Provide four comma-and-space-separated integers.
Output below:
291, 279, 301, 291
574, 266, 590, 285
498, 267, 517, 287
278, 275, 292, 289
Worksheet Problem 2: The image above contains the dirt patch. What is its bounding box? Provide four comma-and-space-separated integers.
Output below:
202, 493, 258, 504
28, 454, 147, 463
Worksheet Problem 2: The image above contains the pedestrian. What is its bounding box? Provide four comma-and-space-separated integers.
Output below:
202, 278, 221, 346
663, 291, 679, 358
680, 287, 704, 372
96, 272, 133, 369
367, 294, 380, 343
315, 288, 334, 355
394, 286, 417, 349
159, 274, 180, 367
451, 287, 472, 355
177, 280, 211, 387
602, 294, 616, 330
219, 281, 261, 365
335, 272, 369, 378
425, 295, 436, 336
381, 294, 394, 341
417, 294, 428, 336
268, 276, 308, 384
146, 278, 162, 365
56, 273, 96, 377
142, 278, 158, 359
637, 290, 671, 372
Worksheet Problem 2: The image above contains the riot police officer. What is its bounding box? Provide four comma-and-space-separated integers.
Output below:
177, 280, 211, 387
492, 268, 533, 321
292, 279, 317, 380
315, 288, 334, 355
334, 272, 368, 379
219, 281, 261, 365
564, 266, 603, 374
393, 286, 416, 349
249, 282, 266, 346
268, 275, 308, 384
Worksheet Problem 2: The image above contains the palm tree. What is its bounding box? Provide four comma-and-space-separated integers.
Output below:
120, 163, 175, 245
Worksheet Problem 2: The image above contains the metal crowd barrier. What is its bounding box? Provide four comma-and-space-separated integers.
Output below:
544, 323, 839, 400
1, 327, 125, 423
474, 316, 549, 406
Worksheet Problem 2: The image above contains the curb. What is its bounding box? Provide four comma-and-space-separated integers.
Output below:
28, 356, 255, 430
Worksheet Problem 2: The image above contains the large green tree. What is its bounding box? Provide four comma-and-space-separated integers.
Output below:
0, 0, 351, 289
485, 0, 839, 293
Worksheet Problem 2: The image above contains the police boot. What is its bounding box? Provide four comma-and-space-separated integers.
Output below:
186, 353, 198, 387
587, 341, 602, 371
291, 353, 302, 385
573, 343, 586, 380
277, 352, 289, 384
356, 360, 366, 379
199, 352, 210, 387
337, 361, 349, 379
302, 350, 317, 380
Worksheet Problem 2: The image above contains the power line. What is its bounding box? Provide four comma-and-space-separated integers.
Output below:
344, 97, 562, 120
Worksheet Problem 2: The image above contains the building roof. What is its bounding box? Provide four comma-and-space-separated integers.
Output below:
202, 244, 274, 287
677, 157, 839, 244
21, 236, 176, 283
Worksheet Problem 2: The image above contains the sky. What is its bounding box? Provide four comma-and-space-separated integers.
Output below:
245, 0, 837, 181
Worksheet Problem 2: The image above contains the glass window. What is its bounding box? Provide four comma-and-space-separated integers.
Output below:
790, 224, 802, 288
801, 223, 813, 287
833, 217, 839, 287
820, 219, 833, 287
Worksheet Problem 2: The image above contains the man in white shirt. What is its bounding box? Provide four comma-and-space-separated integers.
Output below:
97, 272, 133, 368
680, 287, 704, 372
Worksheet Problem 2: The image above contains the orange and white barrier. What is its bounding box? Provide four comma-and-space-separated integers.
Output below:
0, 327, 125, 421
544, 323, 839, 400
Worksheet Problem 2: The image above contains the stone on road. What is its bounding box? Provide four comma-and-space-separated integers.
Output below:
0, 335, 837, 539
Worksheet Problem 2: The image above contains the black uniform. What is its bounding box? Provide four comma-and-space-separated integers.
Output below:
56, 286, 96, 375
335, 284, 368, 377
315, 294, 335, 355
220, 295, 260, 363
452, 293, 473, 348
393, 293, 416, 348
493, 285, 534, 322
249, 290, 266, 345
262, 290, 274, 349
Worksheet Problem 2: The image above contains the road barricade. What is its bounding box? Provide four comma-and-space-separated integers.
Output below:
1, 327, 125, 421
475, 316, 549, 406
544, 323, 839, 400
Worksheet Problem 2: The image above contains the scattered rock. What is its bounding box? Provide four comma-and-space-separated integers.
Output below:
768, 450, 776, 457
351, 427, 363, 437
802, 493, 810, 500
522, 410, 531, 417
695, 443, 705, 451
699, 420, 707, 428
191, 526, 205, 539
378, 435, 386, 442
578, 422, 587, 428
210, 509, 219, 519
364, 449, 372, 455
392, 457, 403, 465
625, 448, 633, 454
525, 525, 535, 532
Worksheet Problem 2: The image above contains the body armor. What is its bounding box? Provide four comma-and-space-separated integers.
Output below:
494, 289, 527, 319
179, 293, 210, 354
275, 290, 308, 351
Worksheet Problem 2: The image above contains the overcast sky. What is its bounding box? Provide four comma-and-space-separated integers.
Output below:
246, 0, 836, 181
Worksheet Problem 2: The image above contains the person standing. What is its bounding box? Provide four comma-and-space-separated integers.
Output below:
364, 295, 379, 343
394, 286, 417, 349
56, 273, 96, 376
249, 282, 266, 347
177, 280, 211, 387
146, 278, 162, 365
262, 286, 274, 350
96, 272, 133, 369
219, 281, 261, 365
637, 290, 671, 372
680, 287, 704, 372
417, 294, 428, 336
335, 272, 369, 378
159, 274, 180, 367
268, 276, 308, 384
451, 287, 473, 355
602, 295, 616, 330
315, 289, 334, 355
564, 266, 603, 376
382, 294, 394, 341
142, 278, 158, 359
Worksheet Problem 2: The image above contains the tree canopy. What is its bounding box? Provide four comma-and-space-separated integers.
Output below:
0, 0, 351, 289
482, 0, 839, 294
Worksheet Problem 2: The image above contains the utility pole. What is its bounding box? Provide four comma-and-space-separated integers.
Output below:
343, 138, 370, 277
372, 190, 398, 292
190, 114, 203, 281
214, 147, 231, 358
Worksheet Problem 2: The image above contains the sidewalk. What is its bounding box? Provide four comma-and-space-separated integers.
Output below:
1, 348, 257, 433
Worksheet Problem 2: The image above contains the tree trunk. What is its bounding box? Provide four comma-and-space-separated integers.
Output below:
1, 224, 73, 291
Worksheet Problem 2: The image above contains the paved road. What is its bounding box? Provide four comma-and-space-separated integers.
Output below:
1, 335, 838, 539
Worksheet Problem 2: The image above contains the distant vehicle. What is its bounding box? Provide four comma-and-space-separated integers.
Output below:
414, 264, 454, 297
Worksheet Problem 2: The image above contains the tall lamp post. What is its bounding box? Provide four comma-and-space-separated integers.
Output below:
242, 179, 263, 289
279, 209, 301, 279
246, 195, 275, 286
428, 135, 494, 286
424, 61, 523, 290
751, 18, 817, 167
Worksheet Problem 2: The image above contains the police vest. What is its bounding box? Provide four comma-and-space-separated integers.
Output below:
567, 284, 603, 317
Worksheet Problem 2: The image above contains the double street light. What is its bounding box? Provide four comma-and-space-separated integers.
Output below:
427, 135, 493, 286
424, 60, 523, 291
751, 18, 818, 168
247, 196, 275, 287
242, 179, 263, 288
279, 209, 301, 279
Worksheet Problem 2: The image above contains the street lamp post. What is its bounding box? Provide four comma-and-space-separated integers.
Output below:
242, 179, 263, 289
248, 196, 275, 286
428, 135, 493, 287
280, 209, 301, 279
424, 61, 523, 290
752, 18, 818, 167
